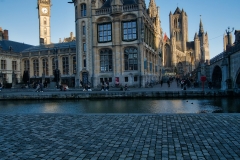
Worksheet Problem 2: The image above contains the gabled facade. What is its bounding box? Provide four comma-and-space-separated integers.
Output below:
73, 0, 163, 87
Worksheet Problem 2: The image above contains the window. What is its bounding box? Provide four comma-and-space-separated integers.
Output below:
100, 49, 112, 72
12, 61, 17, 71
73, 56, 76, 74
44, 18, 47, 25
83, 57, 86, 68
33, 59, 39, 76
52, 58, 56, 74
83, 43, 86, 52
81, 4, 86, 17
62, 57, 69, 75
123, 21, 137, 41
124, 47, 138, 70
98, 23, 112, 42
24, 60, 29, 71
134, 76, 138, 82
125, 77, 128, 82
1, 60, 6, 69
83, 25, 86, 35
42, 58, 49, 76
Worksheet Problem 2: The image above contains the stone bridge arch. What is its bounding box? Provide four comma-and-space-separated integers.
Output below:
212, 65, 222, 89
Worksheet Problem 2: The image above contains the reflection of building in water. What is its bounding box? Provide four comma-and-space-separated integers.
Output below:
162, 8, 210, 78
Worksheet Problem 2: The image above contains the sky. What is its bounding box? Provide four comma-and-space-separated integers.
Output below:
0, 0, 239, 58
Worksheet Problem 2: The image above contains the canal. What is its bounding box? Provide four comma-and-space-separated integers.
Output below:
0, 97, 239, 114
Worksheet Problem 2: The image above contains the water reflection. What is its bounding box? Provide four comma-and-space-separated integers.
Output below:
0, 98, 239, 114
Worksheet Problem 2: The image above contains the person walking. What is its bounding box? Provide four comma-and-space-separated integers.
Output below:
160, 80, 163, 87
167, 80, 170, 88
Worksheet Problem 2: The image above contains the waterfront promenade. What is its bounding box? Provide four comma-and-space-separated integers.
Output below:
0, 81, 233, 100
0, 82, 240, 159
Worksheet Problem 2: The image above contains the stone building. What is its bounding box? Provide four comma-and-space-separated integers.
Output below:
21, 42, 77, 87
162, 8, 210, 78
0, 29, 33, 87
73, 0, 163, 88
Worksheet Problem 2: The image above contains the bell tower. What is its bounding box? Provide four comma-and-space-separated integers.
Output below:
37, 0, 51, 45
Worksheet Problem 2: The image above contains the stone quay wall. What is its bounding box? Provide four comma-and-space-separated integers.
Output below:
0, 90, 238, 100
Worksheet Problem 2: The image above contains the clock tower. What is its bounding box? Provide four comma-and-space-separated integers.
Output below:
37, 0, 51, 45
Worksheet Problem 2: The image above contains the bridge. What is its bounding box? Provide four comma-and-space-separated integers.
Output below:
206, 40, 240, 90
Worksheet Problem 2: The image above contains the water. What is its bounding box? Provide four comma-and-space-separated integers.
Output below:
0, 98, 240, 114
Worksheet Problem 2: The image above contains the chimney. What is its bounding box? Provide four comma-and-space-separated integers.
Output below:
3, 30, 9, 40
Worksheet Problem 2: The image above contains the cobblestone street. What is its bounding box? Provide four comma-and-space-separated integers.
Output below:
0, 114, 240, 160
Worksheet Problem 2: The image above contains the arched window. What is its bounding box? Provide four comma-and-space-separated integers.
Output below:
178, 19, 181, 28
33, 59, 39, 76
100, 49, 112, 72
42, 58, 49, 76
81, 4, 86, 17
44, 18, 47, 25
164, 44, 171, 67
52, 58, 56, 74
73, 56, 76, 74
82, 22, 86, 35
24, 60, 30, 71
124, 47, 138, 70
174, 18, 177, 28
62, 56, 69, 75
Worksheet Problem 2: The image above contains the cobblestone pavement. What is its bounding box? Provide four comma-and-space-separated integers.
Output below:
0, 114, 240, 160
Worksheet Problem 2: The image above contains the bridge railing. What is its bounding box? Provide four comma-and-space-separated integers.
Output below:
210, 52, 224, 64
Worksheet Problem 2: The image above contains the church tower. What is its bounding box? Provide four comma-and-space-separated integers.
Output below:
37, 0, 51, 45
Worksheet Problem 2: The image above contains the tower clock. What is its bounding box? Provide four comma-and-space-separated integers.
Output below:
37, 0, 51, 45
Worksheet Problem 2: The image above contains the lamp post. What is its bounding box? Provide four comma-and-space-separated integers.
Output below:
53, 47, 59, 88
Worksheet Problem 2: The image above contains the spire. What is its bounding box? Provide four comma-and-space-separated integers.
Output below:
198, 15, 204, 36
148, 0, 157, 18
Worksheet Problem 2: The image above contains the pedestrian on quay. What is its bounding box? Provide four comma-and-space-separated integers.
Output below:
124, 84, 128, 91
160, 80, 163, 87
167, 80, 170, 88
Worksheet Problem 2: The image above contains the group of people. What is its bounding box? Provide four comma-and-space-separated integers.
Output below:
80, 80, 92, 91
101, 80, 109, 91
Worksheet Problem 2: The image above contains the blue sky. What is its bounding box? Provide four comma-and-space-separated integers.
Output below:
0, 0, 239, 58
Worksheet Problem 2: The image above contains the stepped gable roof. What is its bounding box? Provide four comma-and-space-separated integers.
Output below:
0, 40, 33, 53
21, 41, 76, 53
173, 7, 181, 14
186, 41, 194, 50
101, 0, 137, 8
